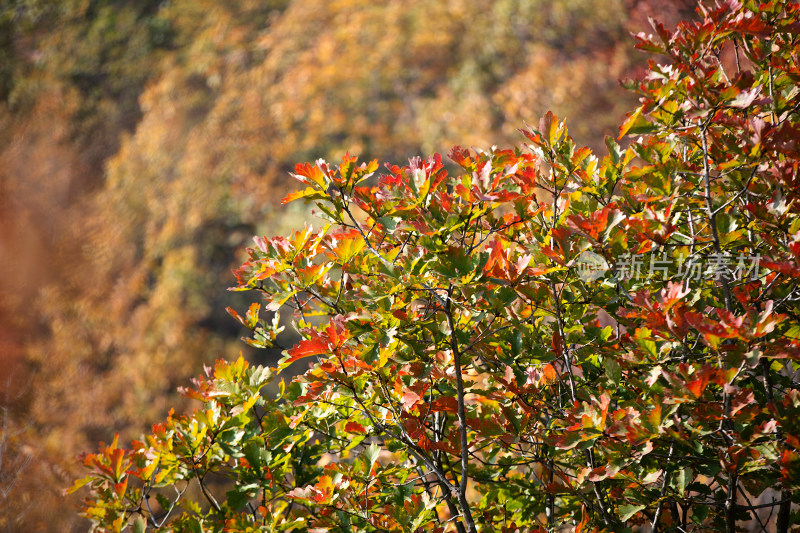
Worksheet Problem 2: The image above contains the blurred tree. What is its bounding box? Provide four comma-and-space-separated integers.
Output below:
0, 1, 180, 529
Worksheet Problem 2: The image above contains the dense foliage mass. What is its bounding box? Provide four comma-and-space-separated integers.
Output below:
71, 1, 800, 531
0, 0, 692, 530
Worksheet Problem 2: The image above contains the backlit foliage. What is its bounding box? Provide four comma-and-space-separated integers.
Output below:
0, 1, 681, 530
73, 2, 800, 531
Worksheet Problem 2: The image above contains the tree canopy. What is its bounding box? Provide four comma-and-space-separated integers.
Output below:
71, 1, 800, 531
0, 1, 690, 529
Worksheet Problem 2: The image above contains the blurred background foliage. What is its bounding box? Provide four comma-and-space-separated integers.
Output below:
0, 0, 694, 529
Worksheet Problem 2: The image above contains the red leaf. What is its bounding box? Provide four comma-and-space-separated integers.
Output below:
687, 366, 715, 399
114, 479, 127, 498
285, 337, 330, 364
483, 239, 510, 279
284, 320, 350, 365
575, 505, 590, 533
429, 396, 458, 413
449, 146, 473, 169
552, 332, 564, 358
345, 421, 366, 434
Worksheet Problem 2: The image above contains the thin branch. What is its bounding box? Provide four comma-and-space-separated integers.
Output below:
701, 126, 740, 533
444, 287, 479, 533
651, 441, 675, 533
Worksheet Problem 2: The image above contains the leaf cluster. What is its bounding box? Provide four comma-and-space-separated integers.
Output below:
72, 1, 800, 532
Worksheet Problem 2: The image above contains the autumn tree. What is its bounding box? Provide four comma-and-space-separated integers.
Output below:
71, 1, 800, 532
0, 1, 685, 530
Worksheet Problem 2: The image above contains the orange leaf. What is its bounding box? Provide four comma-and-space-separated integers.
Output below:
542, 363, 559, 384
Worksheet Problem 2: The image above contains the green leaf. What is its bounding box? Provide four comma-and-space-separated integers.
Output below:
226, 485, 258, 511
132, 516, 146, 533
604, 357, 622, 385
363, 442, 381, 473
635, 328, 658, 359
155, 493, 172, 513
691, 504, 709, 524
619, 503, 646, 522
676, 467, 692, 496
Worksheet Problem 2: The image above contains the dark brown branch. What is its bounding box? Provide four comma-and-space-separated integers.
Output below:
445, 287, 479, 533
